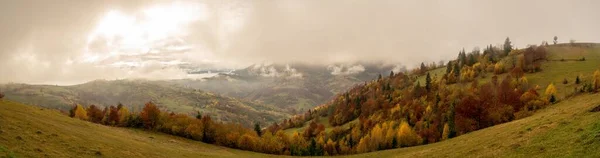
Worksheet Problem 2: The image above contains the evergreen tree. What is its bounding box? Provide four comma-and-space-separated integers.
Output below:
425, 72, 432, 92
309, 138, 318, 156
390, 71, 394, 77
195, 111, 202, 119
504, 37, 512, 56
576, 75, 581, 84
453, 62, 460, 78
420, 62, 427, 74
448, 102, 457, 138
446, 61, 453, 74
254, 122, 262, 137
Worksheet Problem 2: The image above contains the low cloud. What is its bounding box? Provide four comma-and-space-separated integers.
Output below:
328, 64, 366, 75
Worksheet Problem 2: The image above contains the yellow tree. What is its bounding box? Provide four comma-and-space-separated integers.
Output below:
442, 123, 450, 141
117, 106, 130, 126
594, 70, 600, 90
73, 104, 88, 120
396, 121, 422, 147
545, 83, 557, 103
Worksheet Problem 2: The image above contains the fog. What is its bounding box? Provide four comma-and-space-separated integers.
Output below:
1, 0, 599, 85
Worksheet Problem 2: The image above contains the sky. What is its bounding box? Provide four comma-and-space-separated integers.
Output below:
1, 0, 599, 85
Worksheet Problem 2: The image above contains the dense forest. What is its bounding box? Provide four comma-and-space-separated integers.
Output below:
67, 38, 600, 156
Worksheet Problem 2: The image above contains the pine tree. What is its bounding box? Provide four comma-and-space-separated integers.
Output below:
425, 72, 432, 92
196, 111, 202, 119
254, 122, 262, 137
446, 61, 453, 74
448, 102, 456, 138
504, 37, 512, 56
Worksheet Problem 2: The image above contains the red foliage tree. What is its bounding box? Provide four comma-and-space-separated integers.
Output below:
87, 105, 104, 123
140, 102, 161, 129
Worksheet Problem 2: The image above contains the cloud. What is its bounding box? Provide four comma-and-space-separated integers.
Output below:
1, 0, 600, 84
328, 64, 366, 75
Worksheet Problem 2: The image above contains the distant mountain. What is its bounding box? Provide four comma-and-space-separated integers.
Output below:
171, 62, 406, 113
0, 80, 289, 127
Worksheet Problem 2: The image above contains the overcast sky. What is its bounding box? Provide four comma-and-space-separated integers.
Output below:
1, 0, 599, 85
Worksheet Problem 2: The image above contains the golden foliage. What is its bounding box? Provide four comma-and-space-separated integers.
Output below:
397, 121, 422, 147
545, 83, 557, 97
74, 104, 88, 120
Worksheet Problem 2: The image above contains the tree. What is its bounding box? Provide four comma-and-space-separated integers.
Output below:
425, 72, 432, 92
442, 123, 450, 141
0, 92, 4, 100
576, 75, 581, 84
420, 62, 427, 74
553, 36, 558, 45
390, 71, 394, 77
195, 111, 202, 119
73, 104, 88, 120
117, 106, 130, 126
254, 122, 262, 137
510, 66, 524, 79
201, 115, 216, 143
594, 70, 600, 91
87, 105, 104, 123
504, 37, 512, 56
106, 105, 120, 125
396, 121, 422, 147
494, 63, 505, 74
140, 102, 161, 129
545, 83, 557, 103
446, 61, 453, 74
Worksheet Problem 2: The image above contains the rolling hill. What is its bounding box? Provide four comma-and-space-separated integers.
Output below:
2, 92, 599, 157
0, 80, 290, 127
171, 62, 402, 113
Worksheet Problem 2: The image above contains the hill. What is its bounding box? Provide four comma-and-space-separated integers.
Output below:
1, 90, 599, 157
171, 62, 402, 113
350, 93, 600, 157
0, 80, 289, 127
269, 43, 600, 155
0, 99, 276, 158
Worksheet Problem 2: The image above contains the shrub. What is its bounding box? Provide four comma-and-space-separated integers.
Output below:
563, 78, 568, 84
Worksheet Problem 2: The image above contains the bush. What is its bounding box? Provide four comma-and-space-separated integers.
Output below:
563, 78, 569, 84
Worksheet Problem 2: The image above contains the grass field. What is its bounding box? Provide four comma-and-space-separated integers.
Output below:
0, 100, 276, 158
283, 116, 359, 135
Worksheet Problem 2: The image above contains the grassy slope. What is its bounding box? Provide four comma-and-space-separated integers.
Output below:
347, 93, 600, 158
0, 100, 276, 158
